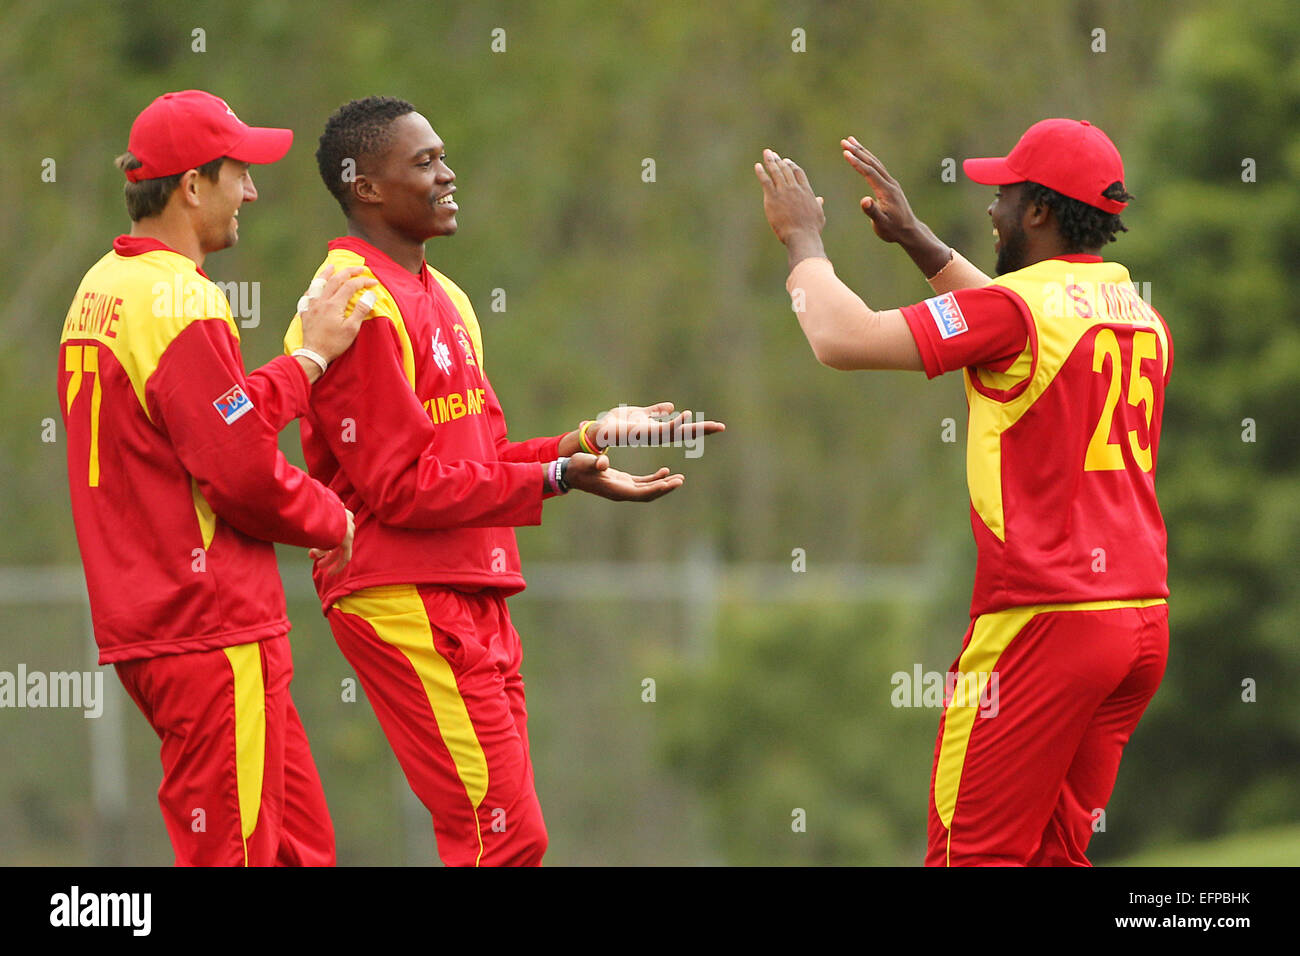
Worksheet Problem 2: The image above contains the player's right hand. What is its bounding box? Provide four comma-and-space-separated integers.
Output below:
299, 265, 378, 364
309, 507, 355, 576
564, 453, 684, 502
841, 137, 922, 244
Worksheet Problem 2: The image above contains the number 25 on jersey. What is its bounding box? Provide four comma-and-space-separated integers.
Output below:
1085, 328, 1158, 474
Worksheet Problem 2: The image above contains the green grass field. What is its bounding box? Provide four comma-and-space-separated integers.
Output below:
1117, 825, 1300, 867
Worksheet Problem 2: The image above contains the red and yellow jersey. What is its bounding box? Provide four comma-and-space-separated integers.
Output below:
284, 236, 563, 611
59, 236, 347, 664
902, 254, 1172, 616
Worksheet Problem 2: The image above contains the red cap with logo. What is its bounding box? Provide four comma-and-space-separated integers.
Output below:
124, 90, 293, 182
963, 118, 1128, 213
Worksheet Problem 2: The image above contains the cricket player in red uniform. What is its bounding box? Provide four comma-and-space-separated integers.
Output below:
755, 118, 1170, 866
58, 90, 377, 865
283, 96, 724, 866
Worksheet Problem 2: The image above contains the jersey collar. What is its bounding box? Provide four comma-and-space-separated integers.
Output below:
112, 235, 210, 278
329, 235, 433, 288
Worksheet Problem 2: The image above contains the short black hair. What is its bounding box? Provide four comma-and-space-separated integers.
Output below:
316, 96, 417, 215
114, 152, 224, 221
1019, 180, 1134, 251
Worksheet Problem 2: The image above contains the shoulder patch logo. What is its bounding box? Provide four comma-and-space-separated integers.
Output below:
213, 384, 254, 424
926, 292, 969, 339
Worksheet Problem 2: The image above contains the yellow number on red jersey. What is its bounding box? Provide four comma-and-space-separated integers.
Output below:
64, 344, 103, 487
1085, 329, 1157, 473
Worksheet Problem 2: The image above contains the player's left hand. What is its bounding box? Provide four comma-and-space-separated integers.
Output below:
309, 507, 355, 576
840, 136, 922, 244
754, 148, 826, 244
592, 402, 726, 449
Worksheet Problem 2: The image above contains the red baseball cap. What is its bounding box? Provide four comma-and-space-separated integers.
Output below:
125, 90, 293, 182
963, 118, 1128, 213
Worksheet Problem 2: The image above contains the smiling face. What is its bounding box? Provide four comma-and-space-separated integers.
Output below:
195, 159, 256, 253
362, 112, 457, 243
988, 182, 1031, 275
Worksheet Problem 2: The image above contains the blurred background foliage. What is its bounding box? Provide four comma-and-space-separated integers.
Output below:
1, 0, 1295, 864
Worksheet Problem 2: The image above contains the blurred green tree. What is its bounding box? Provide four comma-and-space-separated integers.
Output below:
1105, 0, 1300, 854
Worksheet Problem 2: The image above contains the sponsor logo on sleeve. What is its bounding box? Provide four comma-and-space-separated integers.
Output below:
926, 293, 969, 339
213, 384, 254, 424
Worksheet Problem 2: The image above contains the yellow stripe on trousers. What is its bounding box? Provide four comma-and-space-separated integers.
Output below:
932, 597, 1167, 866
223, 643, 266, 866
335, 585, 490, 864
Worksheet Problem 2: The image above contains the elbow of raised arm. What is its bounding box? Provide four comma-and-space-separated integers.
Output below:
798, 311, 860, 370
809, 337, 852, 371
821, 352, 853, 371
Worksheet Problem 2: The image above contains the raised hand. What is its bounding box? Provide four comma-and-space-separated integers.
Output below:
841, 136, 958, 281
754, 148, 826, 245
840, 136, 922, 244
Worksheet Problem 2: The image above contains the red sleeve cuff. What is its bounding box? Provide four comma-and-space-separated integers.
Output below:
901, 303, 946, 379
901, 288, 1030, 378
274, 353, 311, 414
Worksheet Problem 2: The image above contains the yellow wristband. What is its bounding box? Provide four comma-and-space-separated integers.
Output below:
577, 420, 605, 455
